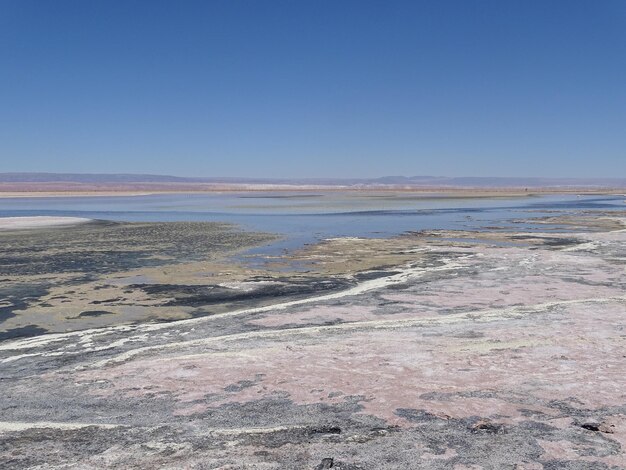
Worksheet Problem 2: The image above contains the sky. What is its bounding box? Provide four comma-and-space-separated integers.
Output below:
1, 0, 625, 178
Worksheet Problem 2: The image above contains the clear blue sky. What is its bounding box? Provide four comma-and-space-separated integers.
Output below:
1, 0, 625, 178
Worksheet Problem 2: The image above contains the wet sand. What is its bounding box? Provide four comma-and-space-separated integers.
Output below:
0, 212, 625, 468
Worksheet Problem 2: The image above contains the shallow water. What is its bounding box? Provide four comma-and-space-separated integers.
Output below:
0, 193, 623, 250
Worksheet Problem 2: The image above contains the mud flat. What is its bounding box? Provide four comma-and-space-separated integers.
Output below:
0, 213, 625, 468
0, 220, 279, 339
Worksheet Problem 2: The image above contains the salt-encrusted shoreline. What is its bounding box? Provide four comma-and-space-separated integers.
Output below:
0, 216, 92, 230
1, 214, 625, 468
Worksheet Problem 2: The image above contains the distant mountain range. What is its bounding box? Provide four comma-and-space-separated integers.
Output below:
1, 172, 625, 188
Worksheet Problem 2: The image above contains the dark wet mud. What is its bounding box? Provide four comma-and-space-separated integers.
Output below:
133, 276, 354, 307
0, 221, 279, 339
0, 220, 275, 277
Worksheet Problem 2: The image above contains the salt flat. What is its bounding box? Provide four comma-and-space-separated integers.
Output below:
0, 216, 91, 230
0, 213, 624, 469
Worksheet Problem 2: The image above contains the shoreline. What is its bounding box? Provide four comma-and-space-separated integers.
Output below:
0, 186, 625, 199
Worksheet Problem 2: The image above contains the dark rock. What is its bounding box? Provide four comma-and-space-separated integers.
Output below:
581, 422, 601, 432
471, 420, 506, 434
316, 457, 334, 469
309, 426, 341, 435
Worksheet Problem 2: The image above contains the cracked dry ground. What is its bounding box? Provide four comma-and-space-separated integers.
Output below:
1, 218, 625, 469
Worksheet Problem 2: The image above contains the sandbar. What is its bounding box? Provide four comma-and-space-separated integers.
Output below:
0, 216, 92, 230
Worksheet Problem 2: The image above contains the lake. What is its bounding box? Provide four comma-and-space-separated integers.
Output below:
1, 192, 623, 252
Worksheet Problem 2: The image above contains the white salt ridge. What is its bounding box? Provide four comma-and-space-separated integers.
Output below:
0, 421, 119, 432
0, 216, 92, 230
